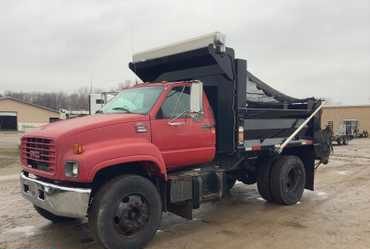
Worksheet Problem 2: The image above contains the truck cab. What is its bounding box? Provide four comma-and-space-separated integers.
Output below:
20, 32, 331, 249
21, 81, 215, 182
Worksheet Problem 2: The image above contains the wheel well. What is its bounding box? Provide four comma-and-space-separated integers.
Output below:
90, 162, 167, 210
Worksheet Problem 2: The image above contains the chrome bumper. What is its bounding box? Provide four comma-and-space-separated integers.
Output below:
20, 172, 91, 218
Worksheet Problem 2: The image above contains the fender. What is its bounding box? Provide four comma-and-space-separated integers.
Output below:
79, 141, 167, 182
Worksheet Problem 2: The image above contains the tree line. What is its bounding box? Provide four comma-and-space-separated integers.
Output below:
1, 80, 135, 111
2, 87, 90, 111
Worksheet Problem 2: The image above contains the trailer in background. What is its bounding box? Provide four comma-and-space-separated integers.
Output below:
89, 92, 118, 115
327, 121, 350, 145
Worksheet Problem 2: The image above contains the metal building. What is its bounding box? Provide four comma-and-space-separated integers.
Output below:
321, 105, 370, 137
0, 97, 60, 131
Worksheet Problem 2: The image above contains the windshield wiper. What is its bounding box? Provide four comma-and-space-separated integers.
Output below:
111, 107, 133, 113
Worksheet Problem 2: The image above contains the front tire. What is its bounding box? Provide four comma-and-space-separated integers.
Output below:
34, 205, 76, 223
89, 175, 162, 249
270, 156, 306, 205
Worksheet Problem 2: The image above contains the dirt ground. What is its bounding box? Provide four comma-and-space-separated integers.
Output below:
1, 132, 370, 249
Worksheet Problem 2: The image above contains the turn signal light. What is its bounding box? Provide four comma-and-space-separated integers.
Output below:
73, 144, 84, 154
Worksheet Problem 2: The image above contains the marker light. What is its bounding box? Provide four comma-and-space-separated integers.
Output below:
73, 144, 84, 154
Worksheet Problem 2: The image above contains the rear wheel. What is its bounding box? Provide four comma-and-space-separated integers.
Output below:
256, 157, 275, 202
343, 137, 349, 145
270, 156, 306, 205
34, 205, 76, 223
89, 175, 162, 249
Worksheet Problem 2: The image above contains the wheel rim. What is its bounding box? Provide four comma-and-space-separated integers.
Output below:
286, 167, 300, 192
113, 194, 150, 236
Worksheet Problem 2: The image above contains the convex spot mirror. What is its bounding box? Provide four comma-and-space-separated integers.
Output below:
190, 81, 203, 115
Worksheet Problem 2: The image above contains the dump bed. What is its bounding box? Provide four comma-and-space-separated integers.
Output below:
241, 71, 321, 152
129, 32, 324, 157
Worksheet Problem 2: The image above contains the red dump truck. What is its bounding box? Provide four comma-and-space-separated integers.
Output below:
20, 33, 331, 249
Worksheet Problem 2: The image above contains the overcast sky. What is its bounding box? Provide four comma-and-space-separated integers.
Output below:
0, 0, 369, 104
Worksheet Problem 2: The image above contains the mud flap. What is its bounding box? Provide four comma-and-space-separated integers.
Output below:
304, 155, 315, 191
167, 175, 194, 220
168, 200, 193, 220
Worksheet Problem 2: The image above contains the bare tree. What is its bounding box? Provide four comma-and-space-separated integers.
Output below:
4, 81, 135, 110
4, 88, 90, 111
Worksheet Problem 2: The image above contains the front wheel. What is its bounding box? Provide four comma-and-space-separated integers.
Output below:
270, 156, 306, 205
89, 175, 162, 249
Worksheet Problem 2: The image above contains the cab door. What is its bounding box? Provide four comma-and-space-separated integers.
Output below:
151, 85, 215, 170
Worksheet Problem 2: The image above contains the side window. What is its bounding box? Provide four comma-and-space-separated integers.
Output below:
157, 86, 190, 119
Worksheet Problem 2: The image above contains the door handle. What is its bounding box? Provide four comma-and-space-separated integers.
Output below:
201, 124, 214, 129
168, 121, 185, 127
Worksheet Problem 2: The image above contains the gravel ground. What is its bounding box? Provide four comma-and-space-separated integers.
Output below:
0, 132, 370, 249
0, 132, 22, 177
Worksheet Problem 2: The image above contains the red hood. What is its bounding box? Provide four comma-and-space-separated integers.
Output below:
24, 114, 147, 139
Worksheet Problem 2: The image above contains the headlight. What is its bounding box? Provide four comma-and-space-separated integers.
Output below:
64, 161, 79, 177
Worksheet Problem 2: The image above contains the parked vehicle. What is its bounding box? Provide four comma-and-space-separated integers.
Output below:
327, 122, 350, 145
354, 128, 369, 138
342, 120, 368, 139
360, 130, 369, 138
19, 32, 331, 249
89, 92, 118, 115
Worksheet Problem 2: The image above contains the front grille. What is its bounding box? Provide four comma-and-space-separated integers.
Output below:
21, 137, 56, 172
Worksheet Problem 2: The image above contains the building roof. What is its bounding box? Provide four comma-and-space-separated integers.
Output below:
0, 96, 59, 114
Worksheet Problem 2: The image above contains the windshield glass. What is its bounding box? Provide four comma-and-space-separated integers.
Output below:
100, 86, 163, 114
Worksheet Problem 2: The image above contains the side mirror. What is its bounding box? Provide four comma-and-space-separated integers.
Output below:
190, 81, 203, 113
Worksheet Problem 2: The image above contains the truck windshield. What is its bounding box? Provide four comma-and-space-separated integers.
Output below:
100, 86, 163, 114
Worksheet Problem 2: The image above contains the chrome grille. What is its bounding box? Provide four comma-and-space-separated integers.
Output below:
21, 137, 56, 172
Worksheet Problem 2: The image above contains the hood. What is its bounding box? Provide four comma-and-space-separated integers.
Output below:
24, 114, 147, 139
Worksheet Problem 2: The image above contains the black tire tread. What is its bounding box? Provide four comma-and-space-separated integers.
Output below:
89, 174, 162, 249
270, 156, 305, 205
256, 157, 275, 202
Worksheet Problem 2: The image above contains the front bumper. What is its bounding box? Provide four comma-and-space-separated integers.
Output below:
20, 172, 91, 218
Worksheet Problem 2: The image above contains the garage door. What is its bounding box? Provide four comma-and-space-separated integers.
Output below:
0, 112, 17, 131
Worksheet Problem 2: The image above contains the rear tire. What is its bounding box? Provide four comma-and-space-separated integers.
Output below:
343, 137, 349, 145
256, 157, 275, 202
89, 175, 162, 249
270, 156, 306, 205
34, 205, 76, 223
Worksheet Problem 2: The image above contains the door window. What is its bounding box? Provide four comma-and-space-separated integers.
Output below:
157, 86, 190, 119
